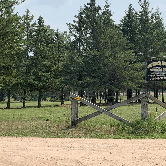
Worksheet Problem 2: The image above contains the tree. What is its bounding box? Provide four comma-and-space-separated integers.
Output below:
150, 8, 165, 57
0, 89, 5, 101
100, 22, 140, 102
0, 0, 25, 108
120, 0, 166, 97
67, 0, 103, 103
50, 30, 69, 105
120, 4, 138, 54
136, 0, 153, 62
136, 0, 165, 61
29, 16, 55, 107
97, 1, 142, 103
67, 0, 141, 104
18, 9, 34, 108
120, 4, 141, 99
28, 16, 67, 107
67, 7, 90, 94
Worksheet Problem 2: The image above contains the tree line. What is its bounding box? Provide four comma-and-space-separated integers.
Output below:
0, 0, 166, 108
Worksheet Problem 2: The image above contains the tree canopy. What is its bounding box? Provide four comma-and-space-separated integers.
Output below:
0, 0, 166, 106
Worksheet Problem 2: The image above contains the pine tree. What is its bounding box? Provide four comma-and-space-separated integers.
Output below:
28, 17, 67, 107
29, 16, 54, 108
67, 0, 102, 95
67, 0, 140, 103
150, 8, 165, 57
19, 9, 34, 108
51, 30, 69, 105
120, 4, 138, 53
120, 0, 166, 96
136, 0, 152, 62
0, 0, 25, 108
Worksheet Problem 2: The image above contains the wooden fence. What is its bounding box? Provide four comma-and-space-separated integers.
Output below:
70, 92, 166, 127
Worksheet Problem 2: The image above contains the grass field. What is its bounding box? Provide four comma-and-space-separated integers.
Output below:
0, 97, 166, 139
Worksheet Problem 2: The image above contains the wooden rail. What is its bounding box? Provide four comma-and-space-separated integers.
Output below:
70, 93, 133, 126
70, 92, 166, 127
145, 94, 166, 120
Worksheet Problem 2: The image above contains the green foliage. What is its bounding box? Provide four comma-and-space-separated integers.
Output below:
0, 0, 24, 76
120, 0, 166, 91
67, 0, 138, 92
120, 4, 138, 51
121, 0, 165, 61
0, 0, 26, 108
1, 0, 166, 108
18, 9, 34, 88
28, 19, 68, 92
129, 117, 166, 137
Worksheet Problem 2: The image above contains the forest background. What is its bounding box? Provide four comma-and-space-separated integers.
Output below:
1, 0, 166, 108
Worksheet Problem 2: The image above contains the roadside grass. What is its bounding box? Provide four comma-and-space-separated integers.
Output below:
0, 100, 166, 139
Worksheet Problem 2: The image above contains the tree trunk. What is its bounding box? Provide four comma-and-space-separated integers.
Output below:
115, 91, 118, 103
96, 91, 98, 99
38, 90, 42, 108
155, 88, 158, 99
0, 90, 5, 101
136, 89, 138, 102
79, 89, 83, 106
154, 83, 158, 99
104, 87, 107, 104
23, 89, 26, 108
99, 91, 102, 105
127, 89, 132, 99
138, 90, 141, 103
61, 88, 64, 105
136, 89, 141, 103
153, 82, 155, 98
162, 82, 164, 103
43, 93, 47, 101
91, 91, 96, 104
7, 89, 10, 109
107, 89, 114, 104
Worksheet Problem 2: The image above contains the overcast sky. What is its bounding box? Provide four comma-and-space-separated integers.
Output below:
14, 0, 166, 32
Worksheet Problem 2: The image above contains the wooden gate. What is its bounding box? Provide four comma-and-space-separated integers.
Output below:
70, 92, 166, 127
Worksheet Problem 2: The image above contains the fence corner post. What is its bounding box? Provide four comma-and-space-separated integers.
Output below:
71, 99, 78, 127
141, 97, 148, 120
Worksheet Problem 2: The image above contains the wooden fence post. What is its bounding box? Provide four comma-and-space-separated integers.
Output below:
71, 99, 78, 126
141, 97, 148, 120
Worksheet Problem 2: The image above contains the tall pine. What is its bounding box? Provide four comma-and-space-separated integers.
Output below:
0, 0, 25, 108
29, 16, 54, 107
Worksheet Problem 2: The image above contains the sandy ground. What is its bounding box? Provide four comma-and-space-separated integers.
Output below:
0, 137, 166, 166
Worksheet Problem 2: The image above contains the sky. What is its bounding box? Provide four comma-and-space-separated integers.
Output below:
14, 0, 166, 33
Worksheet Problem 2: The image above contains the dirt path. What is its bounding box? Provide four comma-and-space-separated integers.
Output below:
0, 137, 166, 166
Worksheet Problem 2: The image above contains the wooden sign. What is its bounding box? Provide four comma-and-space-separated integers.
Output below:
147, 60, 166, 81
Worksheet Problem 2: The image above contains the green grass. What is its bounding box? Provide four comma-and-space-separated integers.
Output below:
1, 99, 166, 139
0, 99, 72, 109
